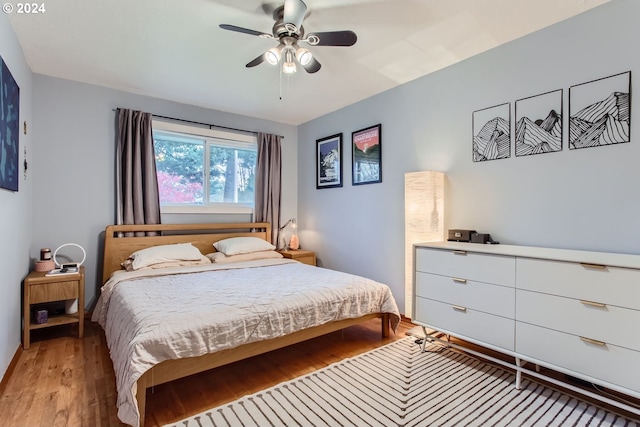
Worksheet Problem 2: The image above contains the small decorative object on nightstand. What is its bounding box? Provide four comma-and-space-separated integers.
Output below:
279, 249, 316, 266
22, 266, 85, 349
278, 218, 298, 250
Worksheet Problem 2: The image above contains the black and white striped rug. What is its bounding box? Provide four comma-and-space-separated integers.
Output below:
165, 337, 639, 427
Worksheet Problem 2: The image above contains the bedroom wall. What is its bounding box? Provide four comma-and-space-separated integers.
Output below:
0, 15, 33, 379
297, 0, 639, 315
31, 75, 298, 310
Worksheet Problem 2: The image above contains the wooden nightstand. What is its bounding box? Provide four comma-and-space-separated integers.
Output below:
279, 249, 316, 266
23, 266, 84, 349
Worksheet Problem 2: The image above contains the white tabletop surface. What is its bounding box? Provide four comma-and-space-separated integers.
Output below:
415, 241, 640, 270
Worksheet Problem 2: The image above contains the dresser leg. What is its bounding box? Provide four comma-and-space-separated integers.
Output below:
515, 357, 523, 389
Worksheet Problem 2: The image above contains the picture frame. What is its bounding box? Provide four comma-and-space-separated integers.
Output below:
515, 89, 563, 157
352, 124, 382, 185
0, 54, 20, 192
472, 102, 511, 162
316, 133, 343, 189
569, 71, 631, 150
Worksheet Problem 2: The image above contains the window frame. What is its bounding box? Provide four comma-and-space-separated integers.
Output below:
152, 120, 258, 215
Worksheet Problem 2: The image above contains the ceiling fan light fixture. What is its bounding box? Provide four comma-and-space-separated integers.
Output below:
265, 47, 281, 65
282, 61, 297, 74
282, 49, 297, 74
295, 47, 312, 66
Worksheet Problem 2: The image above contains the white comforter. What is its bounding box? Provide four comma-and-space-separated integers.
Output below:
92, 258, 400, 427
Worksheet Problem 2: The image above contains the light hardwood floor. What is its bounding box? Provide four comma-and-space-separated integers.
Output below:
0, 317, 414, 427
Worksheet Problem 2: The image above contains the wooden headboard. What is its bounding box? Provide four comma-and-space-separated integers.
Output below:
102, 222, 271, 284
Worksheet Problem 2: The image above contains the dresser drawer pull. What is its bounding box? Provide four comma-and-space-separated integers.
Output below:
580, 262, 607, 270
453, 250, 467, 256
580, 300, 607, 309
452, 305, 467, 313
452, 278, 467, 284
579, 336, 606, 347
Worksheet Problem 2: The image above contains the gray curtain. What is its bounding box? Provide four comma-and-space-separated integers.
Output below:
255, 132, 282, 245
116, 109, 161, 228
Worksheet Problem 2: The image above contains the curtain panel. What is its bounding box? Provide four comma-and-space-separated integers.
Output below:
254, 132, 282, 245
116, 109, 161, 230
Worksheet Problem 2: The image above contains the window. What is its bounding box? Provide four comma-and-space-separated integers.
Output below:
152, 121, 257, 214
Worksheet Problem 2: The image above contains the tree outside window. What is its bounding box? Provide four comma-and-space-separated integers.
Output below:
153, 129, 256, 207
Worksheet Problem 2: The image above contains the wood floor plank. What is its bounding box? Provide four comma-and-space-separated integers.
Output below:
3, 317, 639, 426
0, 317, 411, 427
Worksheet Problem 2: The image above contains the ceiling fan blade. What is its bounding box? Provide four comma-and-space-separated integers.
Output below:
302, 57, 321, 74
219, 24, 273, 39
305, 30, 357, 46
283, 0, 307, 30
246, 53, 267, 68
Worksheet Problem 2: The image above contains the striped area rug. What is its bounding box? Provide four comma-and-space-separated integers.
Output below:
165, 337, 639, 427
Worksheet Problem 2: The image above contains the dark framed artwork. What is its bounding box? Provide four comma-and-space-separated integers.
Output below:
472, 103, 511, 162
569, 71, 631, 150
352, 123, 382, 185
515, 89, 563, 157
0, 55, 20, 192
316, 133, 343, 189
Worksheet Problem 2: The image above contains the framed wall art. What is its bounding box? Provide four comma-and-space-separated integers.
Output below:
569, 71, 631, 150
316, 133, 343, 189
352, 123, 381, 185
0, 54, 20, 192
472, 103, 510, 162
515, 89, 563, 157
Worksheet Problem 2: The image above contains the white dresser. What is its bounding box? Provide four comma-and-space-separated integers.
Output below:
413, 241, 640, 416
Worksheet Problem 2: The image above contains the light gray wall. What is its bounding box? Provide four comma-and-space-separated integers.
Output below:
297, 0, 639, 315
31, 75, 298, 310
0, 14, 33, 377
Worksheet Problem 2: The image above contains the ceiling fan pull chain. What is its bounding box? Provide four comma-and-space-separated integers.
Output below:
279, 67, 283, 100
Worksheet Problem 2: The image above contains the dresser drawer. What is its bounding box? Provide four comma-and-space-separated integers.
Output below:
516, 290, 640, 352
415, 296, 514, 351
30, 281, 79, 304
516, 258, 640, 311
415, 248, 515, 286
516, 322, 640, 394
416, 272, 515, 319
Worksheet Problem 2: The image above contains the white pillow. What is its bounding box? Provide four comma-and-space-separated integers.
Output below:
129, 243, 203, 270
206, 250, 283, 263
122, 255, 211, 271
213, 237, 275, 256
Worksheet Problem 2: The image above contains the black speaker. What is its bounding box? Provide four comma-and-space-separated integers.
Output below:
447, 229, 475, 242
471, 233, 490, 244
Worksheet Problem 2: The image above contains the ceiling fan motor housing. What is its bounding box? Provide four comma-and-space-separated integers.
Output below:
273, 20, 303, 39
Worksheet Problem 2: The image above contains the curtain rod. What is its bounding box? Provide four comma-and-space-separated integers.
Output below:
113, 108, 284, 139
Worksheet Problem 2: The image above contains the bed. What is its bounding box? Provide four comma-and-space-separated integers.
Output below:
92, 222, 401, 427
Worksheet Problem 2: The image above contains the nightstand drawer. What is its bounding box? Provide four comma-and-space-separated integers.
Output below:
30, 281, 79, 304
278, 250, 316, 266
290, 253, 315, 265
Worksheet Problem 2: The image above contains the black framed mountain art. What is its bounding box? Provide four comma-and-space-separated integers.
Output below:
472, 102, 511, 162
569, 71, 631, 150
515, 89, 563, 157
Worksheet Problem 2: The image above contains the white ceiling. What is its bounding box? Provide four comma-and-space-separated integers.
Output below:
8, 0, 609, 125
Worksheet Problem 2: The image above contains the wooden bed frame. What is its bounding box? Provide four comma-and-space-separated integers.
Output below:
101, 222, 392, 427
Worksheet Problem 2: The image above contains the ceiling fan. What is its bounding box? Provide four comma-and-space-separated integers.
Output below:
219, 0, 357, 74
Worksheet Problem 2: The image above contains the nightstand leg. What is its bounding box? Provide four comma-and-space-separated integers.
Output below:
23, 285, 30, 350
